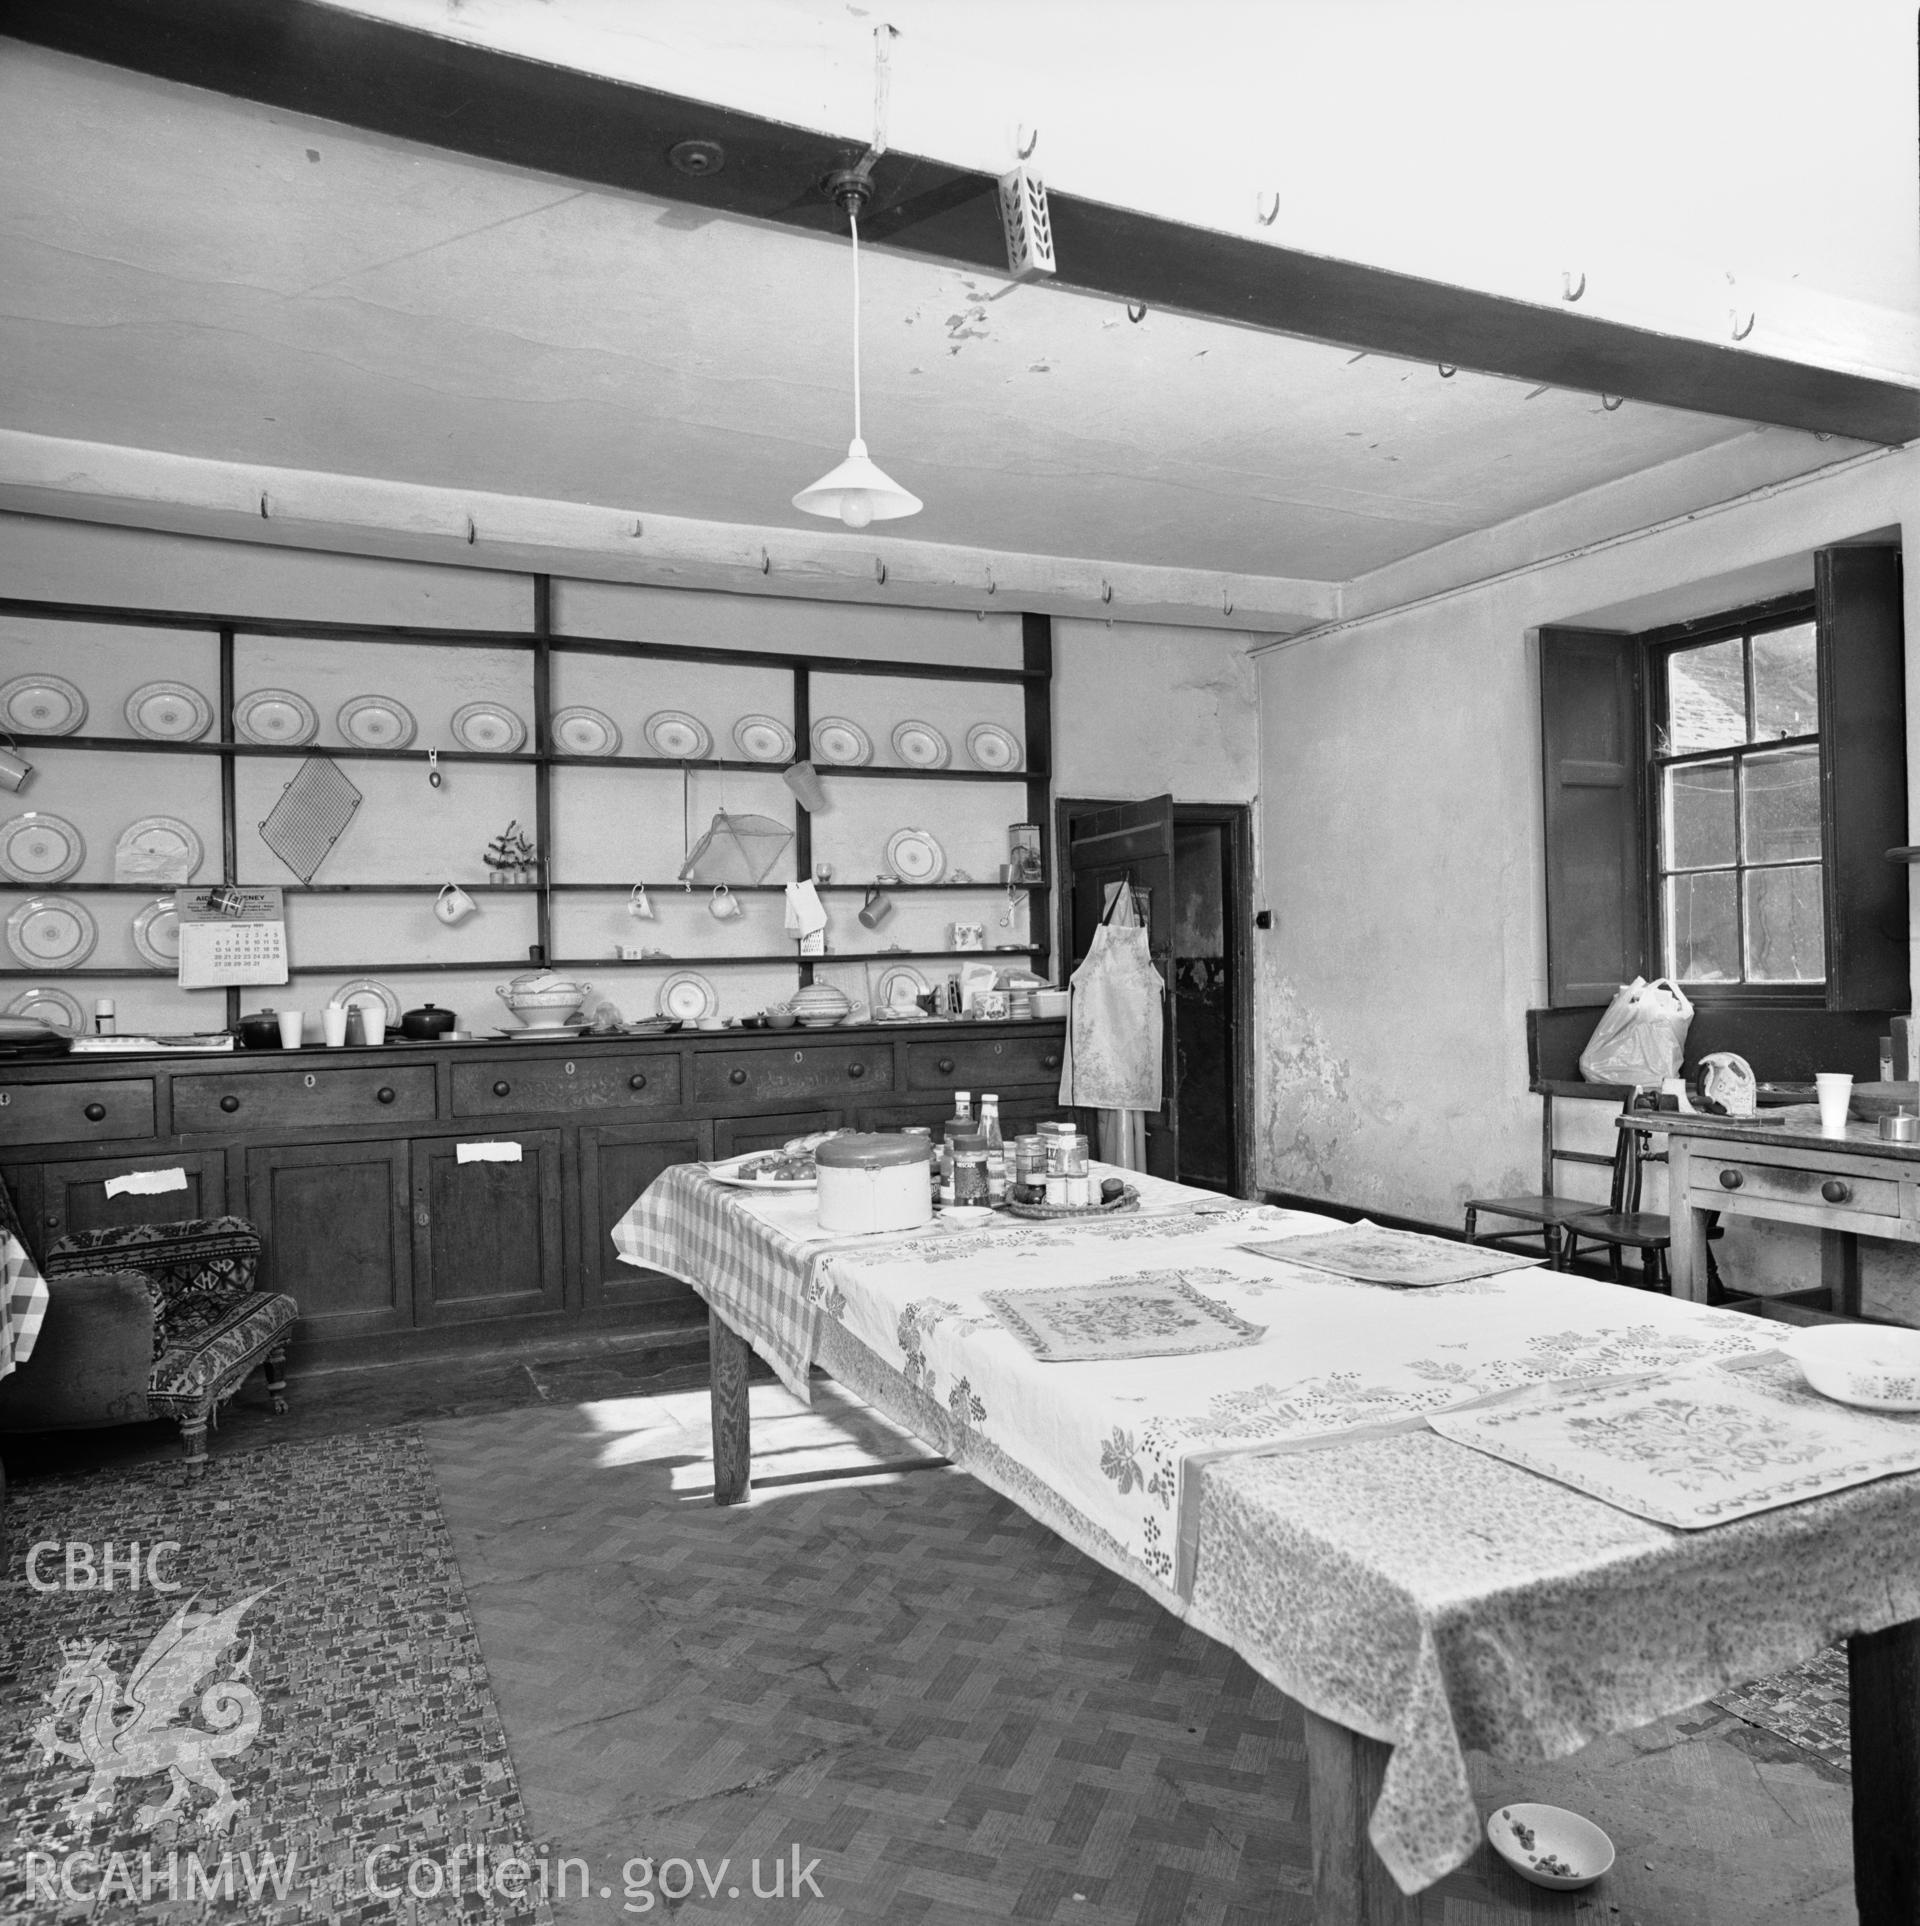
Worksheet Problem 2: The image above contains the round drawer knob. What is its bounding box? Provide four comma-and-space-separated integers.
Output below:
376, 1086, 396, 1105
729, 1069, 748, 1086
1822, 1179, 1852, 1204
1718, 1168, 1743, 1190
628, 1073, 648, 1091
847, 1062, 865, 1079
83, 1101, 106, 1122
492, 1080, 511, 1097
219, 1095, 240, 1114
1043, 1053, 1060, 1070
936, 1056, 955, 1074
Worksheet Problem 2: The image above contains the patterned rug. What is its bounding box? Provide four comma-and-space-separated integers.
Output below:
1, 1428, 551, 1924
1715, 1646, 1852, 1774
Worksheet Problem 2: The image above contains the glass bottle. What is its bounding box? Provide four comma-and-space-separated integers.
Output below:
977, 1094, 1006, 1204
949, 1089, 975, 1137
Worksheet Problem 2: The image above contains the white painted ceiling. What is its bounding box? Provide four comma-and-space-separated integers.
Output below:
0, 27, 1899, 590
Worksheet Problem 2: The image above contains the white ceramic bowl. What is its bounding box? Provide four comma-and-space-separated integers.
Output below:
1790, 1323, 1920, 1412
1486, 1804, 1614, 1891
941, 1206, 995, 1227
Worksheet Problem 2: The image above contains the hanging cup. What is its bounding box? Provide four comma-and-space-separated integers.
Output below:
628, 883, 654, 920
781, 760, 828, 813
858, 884, 894, 930
709, 884, 744, 921
434, 882, 477, 925
0, 731, 34, 793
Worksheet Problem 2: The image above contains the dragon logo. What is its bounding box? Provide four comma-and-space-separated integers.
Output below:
32, 1589, 270, 1836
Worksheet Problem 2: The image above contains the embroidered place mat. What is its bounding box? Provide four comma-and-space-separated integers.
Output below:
1239, 1220, 1545, 1288
986, 1272, 1267, 1363
1427, 1359, 1920, 1528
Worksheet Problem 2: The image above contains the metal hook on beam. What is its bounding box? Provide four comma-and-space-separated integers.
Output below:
1255, 190, 1280, 227
1222, 591, 1235, 617
466, 516, 477, 545
1126, 301, 1147, 324
1014, 123, 1038, 161
1562, 270, 1586, 303
1101, 580, 1113, 605
1601, 393, 1624, 412
1730, 309, 1756, 342
1437, 363, 1457, 379
258, 491, 271, 519
874, 557, 888, 586
761, 547, 771, 575
985, 566, 997, 596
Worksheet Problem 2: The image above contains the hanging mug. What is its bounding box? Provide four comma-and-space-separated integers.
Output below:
858, 884, 894, 930
435, 882, 477, 926
0, 731, 34, 794
628, 883, 655, 920
709, 884, 744, 921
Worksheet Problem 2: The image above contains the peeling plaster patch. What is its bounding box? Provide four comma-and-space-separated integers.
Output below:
1255, 963, 1355, 1196
1029, 361, 1051, 373
944, 304, 990, 349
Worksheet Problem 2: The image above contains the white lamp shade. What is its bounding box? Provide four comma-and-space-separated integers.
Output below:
792, 438, 922, 525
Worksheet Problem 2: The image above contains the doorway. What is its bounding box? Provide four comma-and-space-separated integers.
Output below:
1056, 798, 1254, 1195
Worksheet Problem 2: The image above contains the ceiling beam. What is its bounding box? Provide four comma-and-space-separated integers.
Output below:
9, 0, 1918, 447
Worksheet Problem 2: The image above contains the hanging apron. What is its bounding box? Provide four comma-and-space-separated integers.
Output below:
1059, 882, 1164, 1115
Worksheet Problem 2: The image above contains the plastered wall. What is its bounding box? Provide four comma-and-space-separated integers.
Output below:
1252, 445, 1920, 1312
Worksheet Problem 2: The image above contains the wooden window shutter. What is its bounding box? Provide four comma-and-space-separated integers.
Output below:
1818, 544, 1909, 1012
1540, 627, 1644, 1006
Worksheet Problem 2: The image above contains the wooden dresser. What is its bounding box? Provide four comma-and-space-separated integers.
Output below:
0, 1020, 1068, 1364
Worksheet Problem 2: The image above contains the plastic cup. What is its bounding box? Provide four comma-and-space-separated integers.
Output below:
358, 1005, 387, 1046
277, 1009, 305, 1049
1816, 1072, 1854, 1134
322, 1003, 350, 1047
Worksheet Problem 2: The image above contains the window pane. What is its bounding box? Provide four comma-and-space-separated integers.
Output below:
1742, 745, 1823, 863
1666, 638, 1747, 752
1745, 865, 1826, 982
1666, 870, 1739, 981
1663, 759, 1736, 869
1751, 621, 1818, 740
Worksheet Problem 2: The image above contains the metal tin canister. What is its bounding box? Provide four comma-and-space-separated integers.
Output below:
815, 1132, 936, 1233
1880, 1111, 1919, 1143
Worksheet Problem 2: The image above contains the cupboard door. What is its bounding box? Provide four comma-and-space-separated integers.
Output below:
246, 1139, 412, 1339
40, 1150, 227, 1241
578, 1118, 708, 1311
711, 1110, 841, 1158
413, 1129, 565, 1324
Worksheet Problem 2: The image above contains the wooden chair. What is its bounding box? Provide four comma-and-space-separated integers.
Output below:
1463, 1087, 1634, 1270
1562, 1112, 1726, 1299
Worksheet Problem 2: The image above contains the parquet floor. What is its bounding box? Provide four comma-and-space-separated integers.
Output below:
425, 1381, 1857, 1926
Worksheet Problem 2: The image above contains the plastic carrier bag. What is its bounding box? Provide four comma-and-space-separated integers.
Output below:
1578, 976, 1694, 1088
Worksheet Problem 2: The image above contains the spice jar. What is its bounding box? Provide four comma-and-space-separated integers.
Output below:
1065, 1135, 1093, 1207
950, 1134, 990, 1207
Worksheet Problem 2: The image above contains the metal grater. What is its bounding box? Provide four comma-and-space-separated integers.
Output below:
259, 757, 363, 882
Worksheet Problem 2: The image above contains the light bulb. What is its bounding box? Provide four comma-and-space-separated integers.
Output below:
839, 493, 874, 530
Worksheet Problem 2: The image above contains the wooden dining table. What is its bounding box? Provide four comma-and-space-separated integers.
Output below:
613, 1161, 1920, 1924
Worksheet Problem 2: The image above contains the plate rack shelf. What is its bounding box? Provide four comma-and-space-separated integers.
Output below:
0, 585, 1054, 1025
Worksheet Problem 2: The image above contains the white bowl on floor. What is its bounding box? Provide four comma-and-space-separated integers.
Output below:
1790, 1323, 1920, 1412
1487, 1803, 1614, 1891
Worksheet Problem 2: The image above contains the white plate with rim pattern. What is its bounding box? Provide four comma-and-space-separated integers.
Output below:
733, 715, 796, 762
131, 896, 181, 970
5, 985, 85, 1034
966, 722, 1022, 772
338, 695, 418, 751
451, 701, 528, 754
884, 827, 946, 884
0, 812, 84, 884
114, 815, 203, 883
234, 688, 319, 746
333, 977, 401, 1024
6, 895, 97, 969
0, 674, 87, 736
550, 707, 621, 757
891, 721, 950, 769
126, 681, 212, 742
657, 971, 718, 1021
812, 717, 873, 766
875, 963, 932, 1012
644, 711, 712, 761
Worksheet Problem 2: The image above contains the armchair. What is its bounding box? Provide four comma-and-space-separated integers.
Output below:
0, 1178, 296, 1462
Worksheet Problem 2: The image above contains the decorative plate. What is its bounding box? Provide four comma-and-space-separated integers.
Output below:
338, 695, 418, 751
875, 963, 931, 1012
550, 706, 621, 757
733, 715, 796, 763
811, 717, 873, 766
451, 701, 527, 754
891, 721, 950, 769
885, 827, 946, 884
332, 977, 401, 1024
0, 812, 84, 884
966, 722, 1022, 772
234, 687, 319, 746
126, 681, 212, 742
114, 815, 203, 883
6, 895, 97, 970
644, 711, 713, 761
0, 673, 87, 736
131, 896, 181, 970
657, 971, 718, 1021
6, 986, 85, 1035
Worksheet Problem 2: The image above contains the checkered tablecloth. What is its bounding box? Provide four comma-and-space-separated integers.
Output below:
1, 1229, 50, 1380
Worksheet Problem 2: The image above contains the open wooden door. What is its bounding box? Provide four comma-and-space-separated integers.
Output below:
1061, 796, 1178, 1179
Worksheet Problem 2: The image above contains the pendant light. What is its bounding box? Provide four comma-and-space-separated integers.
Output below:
793, 170, 922, 530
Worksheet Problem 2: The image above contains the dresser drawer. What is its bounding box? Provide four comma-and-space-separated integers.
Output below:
904, 1033, 1064, 1093
174, 1065, 437, 1133
0, 1079, 156, 1146
694, 1044, 894, 1108
1692, 1155, 1903, 1221
452, 1052, 682, 1117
